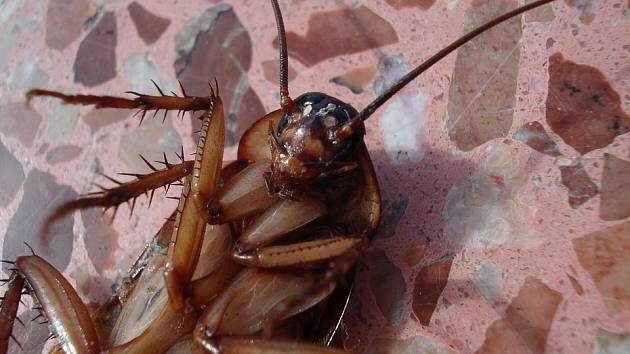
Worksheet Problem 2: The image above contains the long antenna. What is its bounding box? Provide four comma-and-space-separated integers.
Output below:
354, 0, 555, 123
270, 0, 297, 115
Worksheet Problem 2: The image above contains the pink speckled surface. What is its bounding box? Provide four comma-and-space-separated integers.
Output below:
1, 1, 629, 353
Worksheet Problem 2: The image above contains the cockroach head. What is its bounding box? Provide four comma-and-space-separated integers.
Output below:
267, 0, 366, 192
268, 92, 364, 189
265, 0, 557, 194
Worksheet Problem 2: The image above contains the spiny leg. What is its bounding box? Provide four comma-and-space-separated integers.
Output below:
165, 90, 225, 309
232, 235, 367, 269
40, 156, 194, 242
15, 256, 100, 353
126, 159, 247, 284
27, 80, 213, 124
0, 273, 25, 354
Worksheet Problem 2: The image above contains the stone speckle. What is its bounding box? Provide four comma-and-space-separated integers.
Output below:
546, 53, 629, 155
330, 66, 376, 94
470, 261, 503, 302
128, 2, 171, 45
0, 101, 42, 147
261, 59, 297, 85
0, 139, 25, 207
175, 4, 263, 146
45, 144, 83, 164
0, 0, 23, 24
7, 59, 49, 92
599, 154, 630, 221
476, 277, 562, 354
366, 248, 407, 325
0, 21, 21, 66
373, 54, 408, 96
513, 121, 560, 156
123, 53, 174, 94
404, 246, 425, 267
444, 145, 538, 248
593, 328, 630, 354
385, 0, 437, 11
566, 273, 584, 296
564, 0, 596, 24
573, 221, 630, 315
46, 99, 80, 141
74, 11, 117, 87
118, 53, 183, 170
276, 6, 398, 67
447, 0, 522, 151
412, 253, 455, 326
82, 108, 130, 133
2, 169, 77, 273
524, 0, 555, 23
380, 92, 427, 165
118, 117, 182, 173
81, 208, 120, 274
174, 4, 231, 59
45, 0, 93, 50
559, 164, 598, 208
375, 199, 408, 239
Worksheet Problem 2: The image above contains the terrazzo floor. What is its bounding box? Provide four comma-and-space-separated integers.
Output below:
0, 0, 629, 353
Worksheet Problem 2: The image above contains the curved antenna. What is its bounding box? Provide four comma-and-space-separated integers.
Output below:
354, 0, 555, 123
270, 0, 297, 115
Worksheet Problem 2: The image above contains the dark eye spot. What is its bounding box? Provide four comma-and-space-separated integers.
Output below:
562, 82, 581, 95
322, 115, 338, 127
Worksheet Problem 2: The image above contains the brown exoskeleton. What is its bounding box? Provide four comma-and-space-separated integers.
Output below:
1, 0, 556, 353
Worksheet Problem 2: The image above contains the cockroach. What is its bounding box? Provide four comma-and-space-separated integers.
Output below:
0, 0, 562, 352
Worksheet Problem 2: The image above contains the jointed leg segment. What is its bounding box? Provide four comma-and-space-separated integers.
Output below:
40, 159, 194, 242
27, 80, 213, 124
0, 274, 25, 354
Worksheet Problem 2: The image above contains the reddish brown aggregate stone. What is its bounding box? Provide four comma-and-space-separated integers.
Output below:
45, 0, 94, 50
74, 12, 117, 87
599, 154, 630, 220
447, 0, 522, 151
476, 277, 563, 354
573, 221, 630, 315
276, 6, 398, 67
412, 253, 455, 326
559, 164, 598, 208
546, 53, 629, 155
128, 2, 171, 45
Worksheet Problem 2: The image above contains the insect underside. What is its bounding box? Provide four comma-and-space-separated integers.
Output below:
0, 0, 562, 353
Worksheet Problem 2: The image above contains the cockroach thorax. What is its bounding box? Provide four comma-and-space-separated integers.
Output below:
267, 92, 365, 193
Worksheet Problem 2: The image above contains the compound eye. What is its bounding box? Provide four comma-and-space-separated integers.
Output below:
326, 103, 356, 127
322, 114, 338, 128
